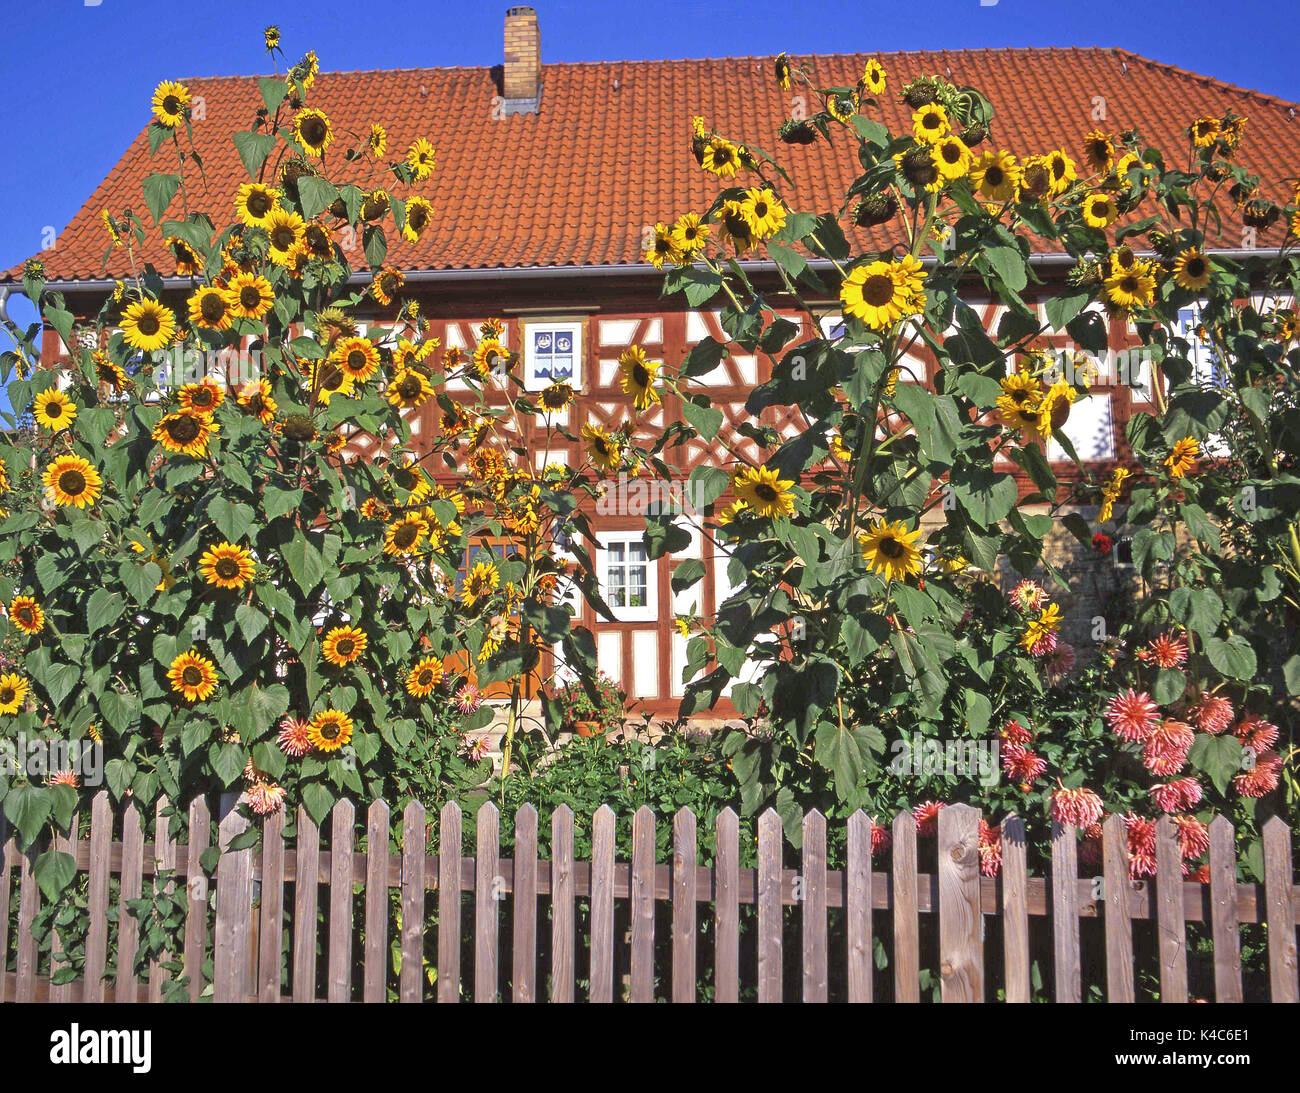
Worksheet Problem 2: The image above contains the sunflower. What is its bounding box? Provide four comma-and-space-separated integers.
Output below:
1104, 263, 1156, 310
860, 58, 887, 98
322, 624, 367, 667
293, 108, 333, 158
1017, 156, 1053, 203
234, 182, 280, 229
472, 337, 508, 378
360, 189, 390, 222
260, 209, 304, 268
1189, 117, 1220, 149
302, 223, 334, 261
932, 135, 971, 181
371, 267, 405, 307
461, 560, 501, 607
33, 389, 76, 430
841, 260, 908, 330
733, 465, 796, 519
825, 91, 857, 123
9, 596, 44, 636
912, 103, 950, 144
383, 515, 427, 556
43, 455, 102, 508
308, 709, 354, 753
398, 654, 446, 699
1165, 436, 1199, 478
151, 80, 190, 127
310, 359, 354, 405
153, 410, 218, 458
644, 223, 682, 270
893, 146, 942, 194
670, 212, 710, 255
618, 346, 661, 410
1039, 380, 1077, 438
406, 138, 437, 180
237, 378, 277, 424
227, 272, 274, 320
177, 378, 225, 415
539, 380, 575, 412
970, 150, 1020, 202
0, 673, 29, 716
1082, 129, 1114, 173
1045, 149, 1077, 196
402, 196, 434, 243
167, 650, 219, 703
858, 519, 923, 582
581, 423, 621, 473
1171, 248, 1211, 291
386, 368, 432, 409
996, 372, 1045, 438
198, 542, 255, 590
360, 124, 386, 162
740, 187, 787, 239
332, 336, 380, 384
715, 199, 756, 253
700, 137, 740, 178
299, 50, 320, 90
773, 52, 792, 90
187, 285, 234, 332
1081, 192, 1118, 229
121, 299, 176, 352
264, 25, 280, 51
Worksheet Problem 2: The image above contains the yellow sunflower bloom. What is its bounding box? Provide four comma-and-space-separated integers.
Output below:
670, 212, 710, 254
333, 336, 380, 384
234, 182, 281, 229
740, 187, 787, 239
644, 223, 682, 269
227, 272, 274, 320
383, 515, 426, 556
462, 560, 501, 608
151, 80, 190, 127
167, 650, 219, 703
121, 299, 176, 352
1081, 192, 1119, 229
322, 625, 367, 667
43, 455, 102, 508
187, 285, 234, 332
237, 378, 277, 424
33, 389, 76, 431
582, 423, 621, 473
860, 58, 887, 98
386, 368, 433, 409
733, 465, 796, 519
152, 410, 218, 458
308, 709, 353, 753
700, 137, 740, 178
618, 345, 661, 410
912, 103, 950, 144
406, 138, 437, 180
841, 260, 911, 330
198, 542, 255, 590
0, 673, 29, 716
858, 519, 923, 582
1171, 248, 1212, 292
265, 209, 306, 267
293, 108, 333, 158
367, 123, 387, 159
9, 596, 45, 636
406, 656, 445, 698
970, 150, 1021, 202
402, 196, 434, 243
1165, 436, 1199, 478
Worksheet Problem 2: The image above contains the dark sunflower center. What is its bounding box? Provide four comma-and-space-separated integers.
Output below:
167, 415, 201, 443
215, 557, 240, 580
922, 113, 941, 130
655, 237, 671, 255
1050, 158, 1065, 179
1095, 200, 1111, 218
336, 637, 356, 656
47, 401, 64, 418
1120, 276, 1139, 294
409, 206, 428, 232
986, 166, 1005, 186
163, 95, 181, 114
755, 484, 778, 502
632, 364, 650, 387
754, 201, 769, 217
942, 143, 962, 164
394, 523, 419, 548
200, 293, 226, 322
58, 469, 86, 495
1186, 258, 1206, 277
879, 537, 903, 558
247, 191, 271, 216
182, 666, 202, 686
0, 687, 14, 703
16, 607, 34, 625
240, 286, 262, 309
319, 365, 344, 391
417, 668, 433, 685
271, 226, 296, 250
862, 274, 895, 306
138, 312, 160, 336
715, 147, 733, 165
301, 117, 327, 145
398, 376, 422, 399
320, 720, 339, 740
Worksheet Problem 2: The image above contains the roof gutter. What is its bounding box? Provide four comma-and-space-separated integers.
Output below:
6, 247, 1283, 295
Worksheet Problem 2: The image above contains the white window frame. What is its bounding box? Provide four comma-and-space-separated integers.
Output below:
521, 319, 583, 391
597, 534, 657, 621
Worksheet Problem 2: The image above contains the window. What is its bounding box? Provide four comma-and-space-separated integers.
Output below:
1176, 306, 1228, 389
522, 320, 582, 391
599, 536, 656, 620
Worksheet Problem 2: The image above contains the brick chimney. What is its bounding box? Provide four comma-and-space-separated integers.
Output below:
502, 6, 542, 112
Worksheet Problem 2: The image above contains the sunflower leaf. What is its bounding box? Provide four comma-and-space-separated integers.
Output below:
143, 173, 180, 225
298, 177, 338, 222
232, 130, 275, 179
258, 77, 288, 114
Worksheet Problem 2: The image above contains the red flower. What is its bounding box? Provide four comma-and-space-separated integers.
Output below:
1105, 689, 1160, 743
1124, 813, 1157, 878
1000, 719, 1033, 746
1142, 718, 1194, 776
1141, 631, 1189, 669
1092, 532, 1112, 554
1233, 749, 1281, 798
912, 800, 944, 836
1188, 692, 1234, 735
1150, 776, 1203, 813
1002, 742, 1047, 784
978, 820, 1002, 877
1233, 713, 1279, 755
1051, 785, 1104, 829
1174, 814, 1210, 860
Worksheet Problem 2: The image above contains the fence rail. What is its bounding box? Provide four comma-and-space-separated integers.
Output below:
2, 794, 1297, 1002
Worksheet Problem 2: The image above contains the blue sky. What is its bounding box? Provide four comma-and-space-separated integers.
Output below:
2, 0, 1297, 337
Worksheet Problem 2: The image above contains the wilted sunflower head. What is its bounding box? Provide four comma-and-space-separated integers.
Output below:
897, 145, 940, 193
539, 380, 575, 411
900, 78, 940, 108
371, 267, 405, 306
854, 192, 898, 228
282, 413, 317, 443
1082, 129, 1114, 173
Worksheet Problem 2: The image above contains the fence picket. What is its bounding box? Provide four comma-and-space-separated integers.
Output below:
83, 790, 112, 1002
15, 837, 40, 1003
258, 808, 285, 1003
714, 808, 740, 1004
1101, 814, 1135, 1003
474, 802, 500, 1003
183, 797, 212, 1003
50, 812, 78, 1003
399, 801, 426, 1003
1209, 815, 1243, 1003
1001, 814, 1030, 1004
148, 799, 176, 1004
590, 805, 615, 1003
0, 819, 11, 1004
1154, 815, 1188, 1003
802, 811, 828, 1003
214, 808, 252, 1002
115, 801, 145, 1003
845, 812, 872, 1004
1050, 820, 1080, 1003
513, 804, 538, 1003
1262, 816, 1298, 1003
291, 805, 320, 1003
672, 807, 697, 1003
630, 806, 656, 1003
362, 800, 390, 1004
437, 801, 462, 1003
892, 811, 919, 1004
757, 809, 782, 1004
327, 800, 356, 1003
938, 804, 982, 1003
550, 804, 575, 1003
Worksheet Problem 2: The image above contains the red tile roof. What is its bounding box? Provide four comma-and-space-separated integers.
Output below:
14, 47, 1300, 283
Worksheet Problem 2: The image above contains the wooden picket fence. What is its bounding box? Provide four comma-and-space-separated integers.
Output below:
1, 793, 1298, 1002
